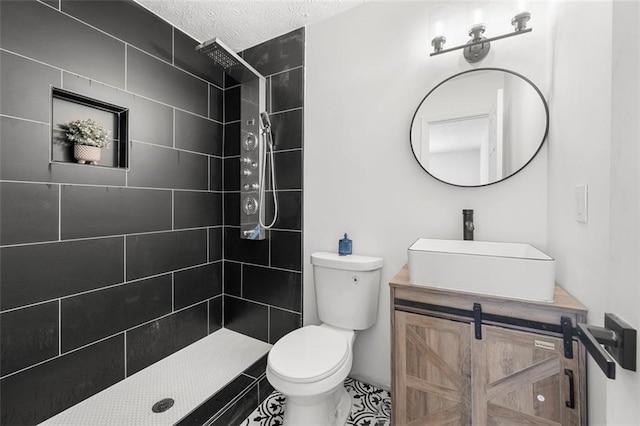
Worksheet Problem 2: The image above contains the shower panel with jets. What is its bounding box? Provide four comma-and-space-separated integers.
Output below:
196, 38, 277, 240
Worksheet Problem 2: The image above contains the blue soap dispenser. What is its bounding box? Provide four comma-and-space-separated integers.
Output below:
338, 233, 352, 256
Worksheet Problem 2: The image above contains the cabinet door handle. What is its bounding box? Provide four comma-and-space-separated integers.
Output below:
564, 369, 575, 409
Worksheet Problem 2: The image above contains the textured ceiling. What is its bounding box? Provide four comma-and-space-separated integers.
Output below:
135, 0, 366, 52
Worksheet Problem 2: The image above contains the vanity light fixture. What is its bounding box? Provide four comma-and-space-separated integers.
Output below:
430, 9, 532, 63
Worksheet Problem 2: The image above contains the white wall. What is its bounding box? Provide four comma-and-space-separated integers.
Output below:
305, 1, 550, 389
547, 0, 640, 424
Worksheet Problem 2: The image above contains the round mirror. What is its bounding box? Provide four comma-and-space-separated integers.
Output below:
410, 68, 548, 187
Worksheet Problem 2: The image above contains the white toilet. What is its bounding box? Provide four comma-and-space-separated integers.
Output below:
266, 251, 384, 425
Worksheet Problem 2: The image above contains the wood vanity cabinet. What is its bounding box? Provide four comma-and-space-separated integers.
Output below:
390, 266, 588, 426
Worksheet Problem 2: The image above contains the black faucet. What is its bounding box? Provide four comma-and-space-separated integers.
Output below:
463, 209, 474, 241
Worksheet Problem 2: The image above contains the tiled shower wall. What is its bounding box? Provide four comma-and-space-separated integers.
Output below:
222, 29, 305, 345
0, 1, 226, 424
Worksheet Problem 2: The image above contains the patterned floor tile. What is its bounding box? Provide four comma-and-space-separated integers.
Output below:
240, 377, 391, 426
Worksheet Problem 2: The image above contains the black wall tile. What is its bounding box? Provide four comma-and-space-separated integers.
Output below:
224, 296, 268, 342
0, 182, 59, 245
1, 237, 124, 310
223, 192, 240, 226
270, 231, 302, 271
223, 227, 269, 266
258, 376, 275, 404
209, 382, 259, 426
174, 263, 222, 310
271, 68, 304, 113
61, 185, 172, 239
1, 301, 59, 376
61, 275, 172, 352
210, 157, 223, 191
126, 229, 207, 280
62, 72, 132, 108
176, 374, 254, 426
0, 0, 125, 88
126, 302, 208, 375
269, 308, 301, 344
272, 150, 302, 190
270, 109, 303, 151
127, 46, 208, 116
224, 86, 240, 123
224, 122, 240, 157
242, 28, 305, 77
127, 142, 209, 190
0, 50, 60, 123
175, 110, 223, 156
224, 261, 241, 297
266, 190, 301, 230
173, 29, 225, 87
174, 191, 222, 229
209, 296, 222, 333
40, 0, 60, 9
0, 335, 124, 426
244, 354, 268, 379
210, 85, 224, 122
0, 117, 127, 186
242, 265, 301, 312
209, 227, 222, 262
61, 0, 172, 64
223, 158, 240, 191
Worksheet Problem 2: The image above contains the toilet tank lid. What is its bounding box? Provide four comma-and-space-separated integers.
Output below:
311, 252, 383, 271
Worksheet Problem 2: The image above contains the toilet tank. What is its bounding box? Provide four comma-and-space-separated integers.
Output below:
311, 252, 384, 330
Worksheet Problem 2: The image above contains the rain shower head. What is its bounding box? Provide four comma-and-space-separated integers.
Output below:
196, 37, 263, 83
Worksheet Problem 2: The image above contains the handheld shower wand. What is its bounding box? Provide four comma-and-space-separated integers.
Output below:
259, 112, 278, 229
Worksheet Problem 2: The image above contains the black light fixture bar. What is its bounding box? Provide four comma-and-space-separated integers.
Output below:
430, 27, 532, 57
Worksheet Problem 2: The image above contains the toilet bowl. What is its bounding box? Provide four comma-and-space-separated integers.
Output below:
266, 252, 384, 425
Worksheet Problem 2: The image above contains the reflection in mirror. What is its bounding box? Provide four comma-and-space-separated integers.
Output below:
410, 68, 548, 187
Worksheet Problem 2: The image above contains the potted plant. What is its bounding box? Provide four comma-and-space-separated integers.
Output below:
65, 118, 110, 165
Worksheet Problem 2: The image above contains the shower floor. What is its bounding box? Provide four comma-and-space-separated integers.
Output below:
40, 328, 271, 426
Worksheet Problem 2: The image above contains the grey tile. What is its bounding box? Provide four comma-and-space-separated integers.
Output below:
130, 96, 174, 147
0, 335, 124, 426
60, 275, 171, 352
127, 46, 208, 116
0, 301, 59, 376
61, 0, 172, 63
61, 185, 172, 239
0, 0, 126, 88
174, 191, 222, 229
174, 28, 225, 87
0, 50, 60, 123
270, 109, 303, 151
225, 86, 240, 123
210, 157, 223, 191
62, 72, 132, 108
0, 117, 127, 186
1, 237, 124, 310
127, 142, 208, 190
0, 182, 59, 245
175, 110, 222, 156
242, 265, 302, 312
224, 296, 268, 342
224, 122, 240, 157
126, 229, 207, 280
209, 295, 222, 333
174, 263, 222, 310
126, 302, 208, 375
270, 231, 302, 271
210, 85, 224, 122
242, 28, 305, 77
271, 68, 304, 113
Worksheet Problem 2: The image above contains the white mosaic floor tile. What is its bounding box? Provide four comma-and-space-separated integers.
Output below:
240, 377, 392, 426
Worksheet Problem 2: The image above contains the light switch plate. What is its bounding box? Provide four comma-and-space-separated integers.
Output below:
575, 184, 588, 223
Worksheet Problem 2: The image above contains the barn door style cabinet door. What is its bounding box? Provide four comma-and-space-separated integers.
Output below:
390, 266, 587, 426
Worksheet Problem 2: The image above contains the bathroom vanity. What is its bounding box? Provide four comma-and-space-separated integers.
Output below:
390, 265, 587, 425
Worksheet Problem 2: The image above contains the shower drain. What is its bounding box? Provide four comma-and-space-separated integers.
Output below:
152, 398, 175, 413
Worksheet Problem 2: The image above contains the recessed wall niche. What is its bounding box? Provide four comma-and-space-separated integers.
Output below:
52, 88, 129, 168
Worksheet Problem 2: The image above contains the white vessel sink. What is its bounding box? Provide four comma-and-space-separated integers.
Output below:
408, 238, 556, 302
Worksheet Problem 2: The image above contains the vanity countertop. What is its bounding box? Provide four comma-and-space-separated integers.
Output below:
390, 264, 587, 317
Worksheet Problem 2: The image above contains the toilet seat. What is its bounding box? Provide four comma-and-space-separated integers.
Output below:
268, 325, 349, 384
